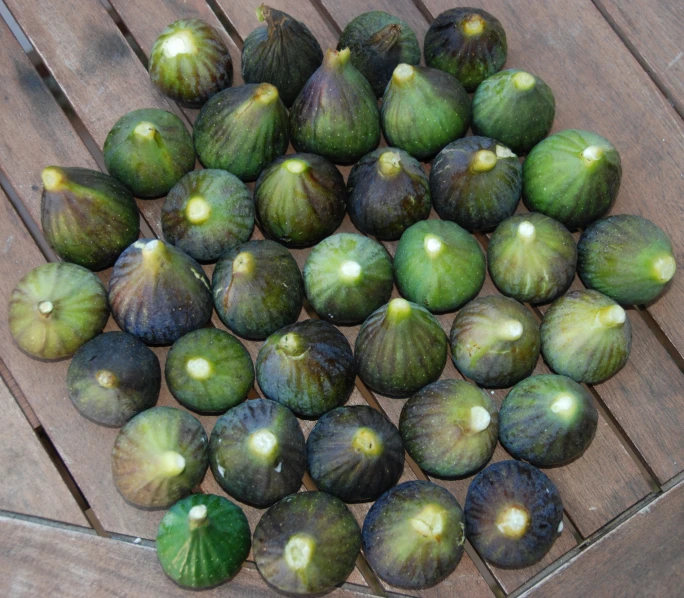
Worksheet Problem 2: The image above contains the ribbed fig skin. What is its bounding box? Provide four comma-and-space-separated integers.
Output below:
193, 83, 289, 181
241, 5, 323, 107
425, 7, 507, 92
149, 18, 233, 108
523, 129, 621, 229
578, 215, 675, 305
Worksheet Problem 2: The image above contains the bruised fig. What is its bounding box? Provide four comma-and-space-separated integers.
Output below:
112, 406, 208, 508
40, 167, 139, 271
289, 47, 381, 165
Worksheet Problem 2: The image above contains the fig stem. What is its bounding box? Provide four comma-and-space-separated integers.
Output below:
278, 333, 306, 357
255, 4, 266, 22
470, 150, 497, 173
512, 71, 536, 91
410, 505, 445, 539
186, 357, 212, 381
386, 298, 412, 323
248, 429, 278, 458
254, 83, 279, 105
517, 221, 536, 241
37, 300, 54, 316
188, 504, 208, 529
653, 255, 676, 283
596, 304, 626, 327
462, 14, 486, 36
582, 145, 604, 163
185, 196, 212, 225
392, 63, 415, 85
41, 167, 65, 192
424, 234, 444, 256
232, 252, 254, 275
352, 428, 383, 456
284, 159, 308, 174
96, 370, 117, 389
469, 406, 491, 433
366, 23, 402, 53
161, 29, 196, 58
496, 505, 529, 539
284, 534, 315, 571
550, 394, 575, 416
133, 122, 158, 141
500, 320, 524, 341
378, 151, 402, 177
495, 144, 517, 158
159, 451, 186, 477
324, 47, 350, 69
339, 260, 362, 282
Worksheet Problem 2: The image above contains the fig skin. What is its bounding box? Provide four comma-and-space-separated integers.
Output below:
430, 136, 522, 231
472, 69, 555, 154
8, 262, 109, 360
165, 328, 254, 414
156, 494, 250, 589
67, 332, 161, 427
338, 11, 421, 98
162, 169, 254, 263
362, 480, 465, 590
209, 398, 305, 508
253, 492, 361, 595
149, 18, 233, 108
256, 320, 356, 418
109, 239, 213, 346
307, 405, 404, 502
289, 47, 381, 165
104, 108, 195, 198
212, 240, 304, 340
254, 153, 346, 248
111, 406, 209, 509
400, 380, 498, 478
241, 5, 323, 107
489, 213, 577, 304
578, 215, 676, 305
303, 233, 393, 325
465, 460, 563, 569
193, 83, 289, 181
40, 166, 139, 271
499, 374, 598, 467
450, 295, 541, 388
355, 298, 448, 398
346, 147, 431, 241
541, 290, 632, 384
394, 219, 486, 313
381, 64, 471, 161
425, 7, 507, 92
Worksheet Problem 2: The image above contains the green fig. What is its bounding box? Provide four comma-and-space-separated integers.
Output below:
289, 47, 381, 164
104, 108, 195, 198
450, 295, 541, 387
67, 332, 161, 427
578, 215, 676, 305
242, 5, 323, 107
346, 148, 431, 240
8, 262, 109, 360
472, 69, 555, 154
381, 64, 471, 161
193, 83, 289, 181
394, 220, 486, 313
424, 7, 507, 92
523, 129, 622, 229
541, 290, 632, 384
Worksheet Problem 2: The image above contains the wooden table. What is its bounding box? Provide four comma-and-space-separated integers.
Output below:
0, 0, 682, 596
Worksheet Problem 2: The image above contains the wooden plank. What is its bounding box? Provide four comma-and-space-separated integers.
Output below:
521, 480, 684, 597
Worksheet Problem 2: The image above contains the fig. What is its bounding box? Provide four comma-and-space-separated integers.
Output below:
541, 290, 632, 384
450, 295, 540, 388
289, 47, 381, 165
337, 11, 420, 97
399, 380, 498, 478
362, 480, 465, 589
8, 262, 109, 360
67, 332, 161, 427
109, 239, 213, 345
303, 233, 393, 325
424, 7, 507, 92
149, 18, 233, 108
394, 219, 486, 313
472, 69, 555, 154
254, 153, 346, 248
578, 215, 676, 305
40, 166, 139, 271
212, 240, 303, 340
209, 398, 305, 508
161, 169, 254, 263
430, 136, 522, 231
381, 64, 471, 161
111, 406, 208, 508
256, 320, 355, 418
104, 108, 194, 198
165, 328, 254, 414
346, 148, 431, 241
499, 374, 598, 467
253, 492, 361, 594
489, 213, 577, 304
465, 460, 563, 569
156, 494, 250, 589
193, 83, 288, 181
355, 298, 447, 398
523, 129, 622, 230
241, 5, 323, 107
307, 405, 404, 502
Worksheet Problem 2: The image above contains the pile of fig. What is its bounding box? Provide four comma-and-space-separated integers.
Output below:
8, 4, 676, 593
